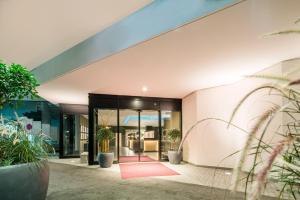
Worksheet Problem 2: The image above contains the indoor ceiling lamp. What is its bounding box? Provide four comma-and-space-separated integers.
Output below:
142, 86, 148, 92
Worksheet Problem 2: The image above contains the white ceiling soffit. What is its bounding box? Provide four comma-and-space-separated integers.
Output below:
38, 0, 300, 105
0, 0, 152, 69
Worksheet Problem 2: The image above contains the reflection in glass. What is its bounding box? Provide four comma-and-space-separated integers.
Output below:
161, 111, 181, 161
63, 115, 75, 156
92, 108, 181, 163
0, 100, 60, 156
118, 110, 159, 162
119, 110, 139, 163
63, 114, 88, 158
140, 110, 159, 161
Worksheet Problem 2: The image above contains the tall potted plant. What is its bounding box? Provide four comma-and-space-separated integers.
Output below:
0, 61, 52, 200
167, 128, 182, 164
97, 126, 114, 168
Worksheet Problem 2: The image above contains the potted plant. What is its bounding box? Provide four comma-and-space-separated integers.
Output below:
0, 61, 52, 200
97, 126, 114, 168
167, 128, 182, 164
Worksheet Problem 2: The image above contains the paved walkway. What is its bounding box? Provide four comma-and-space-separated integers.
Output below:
49, 159, 279, 196
47, 161, 276, 200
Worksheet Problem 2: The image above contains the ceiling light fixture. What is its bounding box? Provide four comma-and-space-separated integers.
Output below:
142, 86, 148, 92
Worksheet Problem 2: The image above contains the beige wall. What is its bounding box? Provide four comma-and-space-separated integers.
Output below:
182, 60, 293, 169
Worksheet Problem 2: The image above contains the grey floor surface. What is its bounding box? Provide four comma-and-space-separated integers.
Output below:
47, 163, 276, 200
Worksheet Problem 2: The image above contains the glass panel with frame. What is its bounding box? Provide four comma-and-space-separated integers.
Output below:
0, 100, 60, 156
119, 109, 139, 163
161, 111, 181, 161
94, 109, 118, 162
62, 114, 88, 158
140, 110, 159, 161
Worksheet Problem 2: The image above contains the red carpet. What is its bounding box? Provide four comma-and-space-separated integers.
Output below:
119, 162, 180, 179
119, 156, 155, 163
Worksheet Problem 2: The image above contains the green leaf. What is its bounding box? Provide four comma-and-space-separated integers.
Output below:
0, 60, 39, 108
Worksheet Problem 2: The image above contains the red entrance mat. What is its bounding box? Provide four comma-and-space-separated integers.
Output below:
119, 162, 180, 179
119, 156, 155, 163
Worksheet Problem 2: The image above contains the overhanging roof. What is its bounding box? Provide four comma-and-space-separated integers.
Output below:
36, 0, 300, 104
31, 0, 240, 84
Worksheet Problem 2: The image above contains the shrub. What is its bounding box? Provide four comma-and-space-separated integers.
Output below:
0, 61, 39, 108
96, 126, 114, 153
167, 128, 181, 151
0, 116, 52, 167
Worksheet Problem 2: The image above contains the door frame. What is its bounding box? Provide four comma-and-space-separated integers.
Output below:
88, 94, 182, 165
59, 104, 88, 159
117, 109, 160, 163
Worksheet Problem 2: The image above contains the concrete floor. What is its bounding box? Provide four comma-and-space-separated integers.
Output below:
47, 162, 276, 200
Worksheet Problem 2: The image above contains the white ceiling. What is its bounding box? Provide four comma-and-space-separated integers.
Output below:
0, 0, 152, 69
16, 0, 300, 104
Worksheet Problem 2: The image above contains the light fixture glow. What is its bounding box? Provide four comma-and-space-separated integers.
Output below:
225, 171, 232, 175
142, 86, 148, 92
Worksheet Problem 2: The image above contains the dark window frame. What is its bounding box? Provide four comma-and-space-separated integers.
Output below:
88, 94, 182, 165
59, 104, 88, 158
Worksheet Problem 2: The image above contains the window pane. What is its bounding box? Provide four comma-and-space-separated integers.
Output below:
140, 110, 159, 161
119, 109, 139, 163
0, 100, 60, 157
161, 111, 181, 161
63, 114, 88, 158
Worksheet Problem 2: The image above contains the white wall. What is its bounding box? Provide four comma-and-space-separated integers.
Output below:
182, 61, 289, 169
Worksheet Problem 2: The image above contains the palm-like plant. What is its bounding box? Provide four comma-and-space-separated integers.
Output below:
97, 126, 114, 153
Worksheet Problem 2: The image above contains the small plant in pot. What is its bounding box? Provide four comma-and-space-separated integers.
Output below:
167, 128, 182, 164
0, 61, 52, 200
97, 126, 114, 168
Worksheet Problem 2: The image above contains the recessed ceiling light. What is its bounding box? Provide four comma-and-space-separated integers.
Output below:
142, 86, 148, 92
225, 171, 232, 175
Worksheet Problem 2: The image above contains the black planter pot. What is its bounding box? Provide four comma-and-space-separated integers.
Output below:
0, 160, 49, 200
98, 152, 114, 168
168, 151, 182, 164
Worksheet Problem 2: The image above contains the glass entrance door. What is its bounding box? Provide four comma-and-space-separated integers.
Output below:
140, 110, 159, 162
118, 109, 159, 163
119, 110, 139, 162
62, 114, 76, 156
62, 114, 89, 158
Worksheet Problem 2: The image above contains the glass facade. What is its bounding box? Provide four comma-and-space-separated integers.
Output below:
161, 111, 181, 161
119, 109, 139, 162
140, 110, 159, 161
118, 109, 160, 162
89, 94, 182, 164
62, 114, 88, 157
0, 100, 60, 156
0, 96, 181, 164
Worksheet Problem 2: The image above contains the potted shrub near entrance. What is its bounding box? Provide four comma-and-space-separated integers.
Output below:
0, 61, 51, 200
97, 127, 114, 168
167, 128, 182, 164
